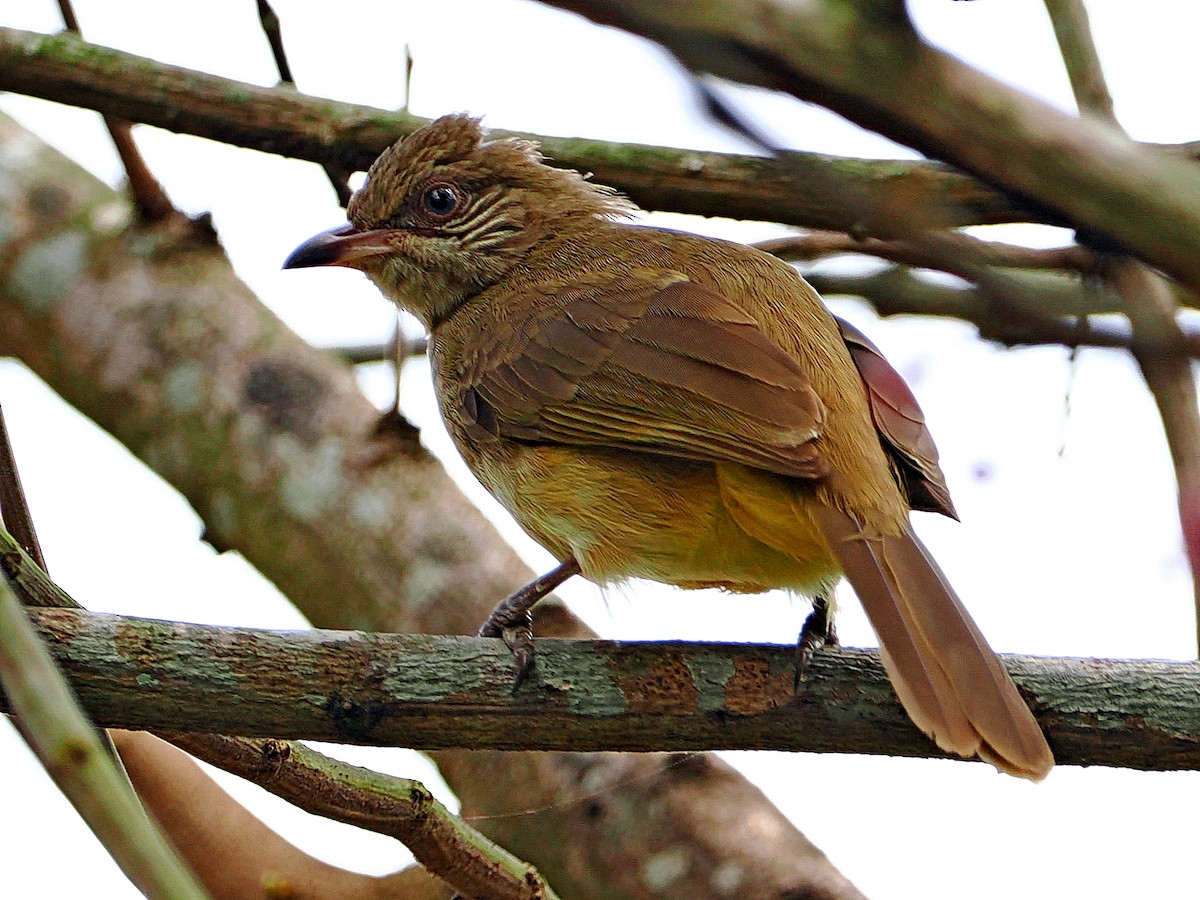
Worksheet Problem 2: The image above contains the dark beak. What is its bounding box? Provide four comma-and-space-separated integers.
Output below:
283, 223, 397, 270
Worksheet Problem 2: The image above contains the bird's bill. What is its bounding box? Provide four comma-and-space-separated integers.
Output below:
282, 223, 398, 270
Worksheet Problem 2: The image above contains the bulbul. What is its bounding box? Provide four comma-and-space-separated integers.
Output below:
285, 114, 1053, 780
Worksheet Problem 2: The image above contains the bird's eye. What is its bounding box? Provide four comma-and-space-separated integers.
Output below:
422, 184, 460, 217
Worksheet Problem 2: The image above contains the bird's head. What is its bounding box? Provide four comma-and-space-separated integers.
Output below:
284, 114, 633, 328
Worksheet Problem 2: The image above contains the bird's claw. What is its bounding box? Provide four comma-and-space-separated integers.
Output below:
794, 595, 838, 690
502, 614, 536, 692
477, 558, 581, 694
480, 609, 535, 692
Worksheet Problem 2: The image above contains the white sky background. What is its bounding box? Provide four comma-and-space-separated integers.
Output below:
0, 1, 1197, 897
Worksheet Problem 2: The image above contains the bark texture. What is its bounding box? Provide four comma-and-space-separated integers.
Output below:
16, 606, 1200, 772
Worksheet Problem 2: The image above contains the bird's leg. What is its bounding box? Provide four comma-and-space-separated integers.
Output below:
479, 556, 582, 691
794, 591, 839, 689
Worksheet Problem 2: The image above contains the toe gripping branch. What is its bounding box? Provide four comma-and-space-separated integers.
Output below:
795, 591, 839, 689
478, 556, 582, 691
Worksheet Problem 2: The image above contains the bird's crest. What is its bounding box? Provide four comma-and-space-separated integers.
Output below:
349, 114, 635, 229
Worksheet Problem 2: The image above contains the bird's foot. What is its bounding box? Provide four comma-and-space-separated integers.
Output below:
478, 556, 581, 692
479, 608, 536, 692
794, 592, 839, 690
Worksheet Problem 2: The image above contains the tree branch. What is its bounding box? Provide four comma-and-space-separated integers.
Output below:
7, 20, 1200, 277
107, 730, 469, 900
252, 0, 353, 206
0, 26, 1050, 233
11, 24, 1200, 360
1044, 0, 1116, 122
158, 739, 556, 900
759, 232, 1190, 353
2, 524, 1190, 774
5, 603, 1196, 772
756, 231, 1099, 276
0, 404, 46, 567
806, 269, 1169, 354
537, 0, 1200, 290
160, 733, 557, 900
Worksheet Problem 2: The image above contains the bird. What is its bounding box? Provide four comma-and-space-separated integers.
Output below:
284, 113, 1054, 780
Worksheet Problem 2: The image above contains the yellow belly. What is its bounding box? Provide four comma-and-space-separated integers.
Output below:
468, 442, 842, 595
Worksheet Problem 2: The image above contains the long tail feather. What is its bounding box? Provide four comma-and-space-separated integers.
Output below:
814, 505, 1054, 781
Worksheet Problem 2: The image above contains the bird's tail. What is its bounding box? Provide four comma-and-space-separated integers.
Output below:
814, 505, 1054, 780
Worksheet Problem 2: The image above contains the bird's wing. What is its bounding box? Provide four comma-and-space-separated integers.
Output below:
835, 316, 957, 519
457, 271, 830, 479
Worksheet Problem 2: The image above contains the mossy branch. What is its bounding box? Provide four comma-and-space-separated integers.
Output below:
0, 25, 1073, 232
8, 600, 1198, 772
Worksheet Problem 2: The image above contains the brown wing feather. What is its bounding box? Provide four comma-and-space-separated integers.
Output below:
464, 274, 831, 479
836, 316, 957, 519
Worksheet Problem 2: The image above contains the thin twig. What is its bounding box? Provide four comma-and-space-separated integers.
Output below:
403, 43, 414, 110
1045, 0, 1116, 121
53, 1, 175, 222
0, 405, 45, 567
327, 335, 429, 365
254, 0, 293, 83
755, 231, 1097, 274
0, 403, 136, 782
910, 230, 1110, 353
765, 230, 1192, 355
386, 317, 409, 415
1045, 0, 1200, 651
253, 0, 352, 206
806, 269, 1200, 356
165, 733, 559, 900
